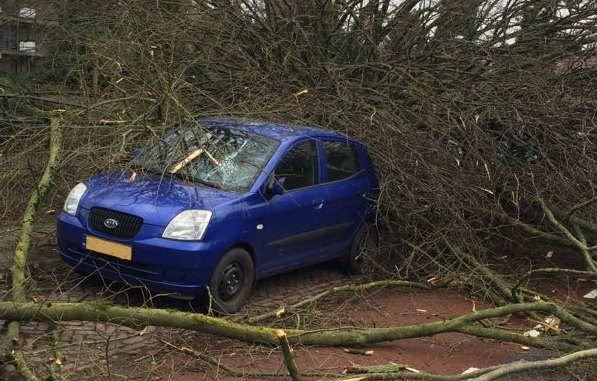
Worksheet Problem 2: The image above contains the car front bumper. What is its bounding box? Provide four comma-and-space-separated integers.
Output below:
57, 210, 225, 297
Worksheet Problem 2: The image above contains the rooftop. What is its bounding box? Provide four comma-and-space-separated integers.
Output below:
200, 118, 346, 142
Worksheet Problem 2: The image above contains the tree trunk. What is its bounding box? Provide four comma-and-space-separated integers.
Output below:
0, 301, 593, 351
2, 117, 62, 360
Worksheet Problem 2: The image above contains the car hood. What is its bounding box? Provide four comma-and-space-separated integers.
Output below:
80, 171, 240, 226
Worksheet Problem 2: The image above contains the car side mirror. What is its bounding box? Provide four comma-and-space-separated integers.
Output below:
266, 176, 285, 198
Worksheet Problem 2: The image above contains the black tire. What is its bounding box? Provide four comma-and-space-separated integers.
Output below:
345, 223, 378, 275
207, 248, 254, 314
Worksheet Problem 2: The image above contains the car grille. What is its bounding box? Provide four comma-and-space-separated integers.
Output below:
89, 207, 143, 239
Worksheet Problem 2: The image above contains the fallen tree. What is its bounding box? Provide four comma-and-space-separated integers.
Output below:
0, 299, 594, 350
0, 116, 62, 380
1, 0, 596, 379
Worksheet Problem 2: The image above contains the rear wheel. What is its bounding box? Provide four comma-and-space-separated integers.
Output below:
207, 248, 254, 314
345, 223, 378, 275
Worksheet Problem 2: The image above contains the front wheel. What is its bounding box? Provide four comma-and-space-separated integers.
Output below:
207, 248, 254, 314
345, 223, 378, 275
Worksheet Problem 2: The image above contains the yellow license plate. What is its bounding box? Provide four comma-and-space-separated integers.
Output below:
86, 236, 132, 261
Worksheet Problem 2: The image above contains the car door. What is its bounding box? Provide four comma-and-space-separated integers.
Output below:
318, 139, 371, 253
253, 139, 332, 274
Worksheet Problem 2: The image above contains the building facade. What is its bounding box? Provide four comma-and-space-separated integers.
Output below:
0, 4, 49, 74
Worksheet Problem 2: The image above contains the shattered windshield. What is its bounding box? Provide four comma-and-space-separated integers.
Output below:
130, 124, 279, 192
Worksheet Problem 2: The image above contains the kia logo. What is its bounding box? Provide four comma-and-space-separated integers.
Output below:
103, 218, 119, 229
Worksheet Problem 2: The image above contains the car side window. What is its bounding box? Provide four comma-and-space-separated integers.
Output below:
275, 140, 319, 191
323, 140, 361, 182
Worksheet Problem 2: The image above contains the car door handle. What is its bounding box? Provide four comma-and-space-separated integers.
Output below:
312, 199, 324, 210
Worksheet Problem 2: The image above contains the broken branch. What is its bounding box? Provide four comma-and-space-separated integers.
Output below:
276, 330, 302, 381
0, 300, 593, 350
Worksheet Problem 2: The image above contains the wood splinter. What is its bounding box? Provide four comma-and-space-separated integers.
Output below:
344, 348, 374, 356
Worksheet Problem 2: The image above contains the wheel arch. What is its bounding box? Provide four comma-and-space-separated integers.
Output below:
227, 241, 257, 270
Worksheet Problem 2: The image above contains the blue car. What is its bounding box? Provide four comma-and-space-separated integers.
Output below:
57, 119, 379, 313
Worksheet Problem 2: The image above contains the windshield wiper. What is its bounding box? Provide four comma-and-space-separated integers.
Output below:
168, 171, 222, 189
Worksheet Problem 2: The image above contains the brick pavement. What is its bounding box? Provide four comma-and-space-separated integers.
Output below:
0, 223, 364, 377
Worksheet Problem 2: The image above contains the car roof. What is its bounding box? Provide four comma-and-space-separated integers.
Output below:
199, 118, 352, 143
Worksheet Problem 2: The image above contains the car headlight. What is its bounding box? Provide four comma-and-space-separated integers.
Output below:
63, 183, 87, 215
163, 210, 212, 240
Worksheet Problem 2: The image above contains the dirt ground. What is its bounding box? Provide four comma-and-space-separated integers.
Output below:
0, 220, 595, 381
164, 288, 524, 381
